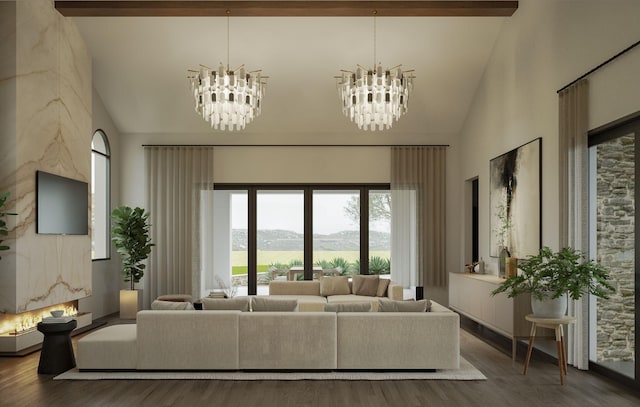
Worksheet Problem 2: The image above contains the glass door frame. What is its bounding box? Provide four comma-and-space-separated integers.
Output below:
588, 112, 640, 387
215, 183, 390, 295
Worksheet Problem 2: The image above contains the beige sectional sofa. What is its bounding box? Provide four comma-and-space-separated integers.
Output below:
268, 279, 404, 311
77, 301, 460, 371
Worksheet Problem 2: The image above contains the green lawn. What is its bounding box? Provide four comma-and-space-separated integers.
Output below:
230, 250, 391, 275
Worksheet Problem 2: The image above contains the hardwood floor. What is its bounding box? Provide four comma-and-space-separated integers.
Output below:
1, 317, 639, 407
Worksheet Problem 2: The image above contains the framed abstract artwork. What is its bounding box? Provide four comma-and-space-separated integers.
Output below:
489, 138, 541, 258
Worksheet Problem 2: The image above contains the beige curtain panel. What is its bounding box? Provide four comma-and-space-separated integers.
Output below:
391, 146, 447, 288
144, 146, 215, 305
558, 79, 589, 370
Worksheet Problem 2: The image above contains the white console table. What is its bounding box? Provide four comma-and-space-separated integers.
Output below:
449, 272, 543, 361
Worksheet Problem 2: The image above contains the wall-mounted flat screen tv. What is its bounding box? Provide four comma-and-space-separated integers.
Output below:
36, 171, 88, 235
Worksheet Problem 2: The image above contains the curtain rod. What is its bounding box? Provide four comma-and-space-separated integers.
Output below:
557, 38, 640, 94
141, 144, 450, 147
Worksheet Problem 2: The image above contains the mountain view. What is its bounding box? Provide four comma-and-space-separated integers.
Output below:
232, 229, 390, 251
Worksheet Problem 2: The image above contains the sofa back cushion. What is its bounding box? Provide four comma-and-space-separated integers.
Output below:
151, 300, 194, 310
324, 302, 372, 312
378, 298, 432, 312
376, 279, 390, 297
252, 297, 298, 312
202, 296, 251, 312
320, 276, 351, 296
269, 281, 321, 296
352, 275, 379, 296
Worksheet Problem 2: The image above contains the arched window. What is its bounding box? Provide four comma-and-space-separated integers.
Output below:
91, 130, 110, 260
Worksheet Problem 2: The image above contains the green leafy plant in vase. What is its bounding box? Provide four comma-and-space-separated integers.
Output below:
111, 206, 154, 290
491, 246, 614, 317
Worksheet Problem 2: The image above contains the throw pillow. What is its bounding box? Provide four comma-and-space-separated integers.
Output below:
319, 276, 351, 296
378, 298, 432, 312
324, 302, 372, 312
352, 275, 380, 297
376, 278, 391, 297
151, 300, 194, 310
201, 297, 250, 312
251, 297, 298, 312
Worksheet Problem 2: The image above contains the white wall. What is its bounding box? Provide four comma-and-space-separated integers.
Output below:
456, 0, 640, 277
119, 133, 458, 305
78, 89, 123, 319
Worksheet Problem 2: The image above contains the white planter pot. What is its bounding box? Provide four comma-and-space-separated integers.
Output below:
120, 289, 143, 319
531, 293, 568, 318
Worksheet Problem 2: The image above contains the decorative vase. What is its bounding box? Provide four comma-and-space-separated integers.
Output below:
498, 247, 510, 278
531, 292, 568, 318
505, 257, 518, 277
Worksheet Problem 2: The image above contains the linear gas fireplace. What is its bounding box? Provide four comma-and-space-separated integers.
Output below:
0, 301, 92, 353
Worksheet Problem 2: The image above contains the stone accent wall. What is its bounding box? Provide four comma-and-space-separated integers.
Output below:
596, 135, 635, 363
0, 0, 92, 314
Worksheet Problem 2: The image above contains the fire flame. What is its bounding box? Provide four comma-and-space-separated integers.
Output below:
0, 301, 78, 336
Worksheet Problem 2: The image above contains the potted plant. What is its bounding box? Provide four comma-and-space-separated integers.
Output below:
491, 246, 614, 318
111, 206, 154, 319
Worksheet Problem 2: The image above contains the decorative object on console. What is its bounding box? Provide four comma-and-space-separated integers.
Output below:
489, 138, 542, 263
188, 11, 266, 131
111, 206, 154, 319
490, 246, 613, 318
336, 11, 414, 131
214, 275, 237, 298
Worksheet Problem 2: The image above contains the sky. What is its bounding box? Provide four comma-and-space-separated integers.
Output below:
230, 191, 389, 234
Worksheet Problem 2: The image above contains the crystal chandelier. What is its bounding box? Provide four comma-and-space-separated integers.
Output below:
188, 12, 266, 131
337, 12, 414, 131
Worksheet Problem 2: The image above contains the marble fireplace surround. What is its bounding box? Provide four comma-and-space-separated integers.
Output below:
0, 0, 92, 322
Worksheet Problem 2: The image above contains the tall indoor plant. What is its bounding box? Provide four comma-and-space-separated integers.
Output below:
491, 246, 614, 317
111, 206, 153, 318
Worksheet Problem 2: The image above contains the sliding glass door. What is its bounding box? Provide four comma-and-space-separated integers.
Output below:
313, 190, 360, 277
257, 190, 304, 291
589, 116, 639, 386
212, 184, 389, 295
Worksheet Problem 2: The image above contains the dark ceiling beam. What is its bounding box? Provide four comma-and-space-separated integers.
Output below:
54, 1, 518, 17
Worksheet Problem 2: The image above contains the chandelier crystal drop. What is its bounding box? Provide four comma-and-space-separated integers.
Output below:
189, 64, 265, 131
337, 12, 414, 131
188, 12, 266, 131
338, 64, 413, 131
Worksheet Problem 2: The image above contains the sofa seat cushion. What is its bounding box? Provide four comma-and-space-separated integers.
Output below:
378, 298, 431, 312
327, 294, 381, 312
156, 294, 193, 303
151, 300, 195, 310
325, 302, 372, 312
202, 296, 250, 311
268, 295, 326, 312
252, 297, 298, 312
77, 324, 137, 370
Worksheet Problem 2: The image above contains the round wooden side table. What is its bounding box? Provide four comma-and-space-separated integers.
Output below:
523, 314, 576, 385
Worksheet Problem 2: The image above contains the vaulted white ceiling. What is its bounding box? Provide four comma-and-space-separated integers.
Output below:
74, 15, 506, 142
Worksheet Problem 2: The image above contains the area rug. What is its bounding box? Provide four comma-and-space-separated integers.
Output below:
54, 357, 485, 381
